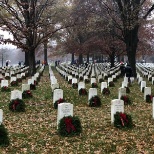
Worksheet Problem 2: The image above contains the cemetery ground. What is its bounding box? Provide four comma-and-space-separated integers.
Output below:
1, 66, 154, 154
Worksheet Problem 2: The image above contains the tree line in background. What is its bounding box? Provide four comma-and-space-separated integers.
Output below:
0, 0, 154, 77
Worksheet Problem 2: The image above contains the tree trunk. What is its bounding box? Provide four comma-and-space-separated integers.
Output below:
92, 54, 94, 63
78, 53, 83, 64
44, 42, 48, 65
125, 26, 139, 78
25, 51, 29, 66
110, 51, 115, 68
71, 53, 74, 64
87, 53, 89, 63
28, 50, 36, 76
101, 54, 103, 62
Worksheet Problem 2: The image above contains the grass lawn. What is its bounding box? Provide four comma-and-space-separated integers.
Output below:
1, 66, 154, 154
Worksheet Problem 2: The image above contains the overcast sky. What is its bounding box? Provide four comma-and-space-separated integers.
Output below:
0, 30, 17, 49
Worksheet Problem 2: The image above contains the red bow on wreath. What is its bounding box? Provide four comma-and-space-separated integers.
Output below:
13, 100, 19, 110
120, 113, 128, 126
64, 117, 76, 133
123, 96, 128, 103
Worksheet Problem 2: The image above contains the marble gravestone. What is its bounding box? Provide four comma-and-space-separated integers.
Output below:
111, 99, 124, 123
57, 103, 73, 128
10, 90, 22, 100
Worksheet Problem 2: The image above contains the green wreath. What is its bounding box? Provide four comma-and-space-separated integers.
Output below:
9, 98, 25, 112
0, 124, 9, 147
72, 83, 78, 89
11, 81, 18, 86
22, 90, 32, 99
58, 116, 82, 137
91, 83, 98, 88
109, 81, 115, 87
54, 98, 65, 109
146, 94, 153, 103
120, 95, 132, 105
1, 86, 10, 92
114, 112, 133, 129
85, 79, 90, 83
79, 88, 87, 95
102, 88, 110, 95
30, 84, 36, 90
99, 78, 104, 83
142, 87, 145, 93
125, 87, 130, 93
89, 95, 101, 107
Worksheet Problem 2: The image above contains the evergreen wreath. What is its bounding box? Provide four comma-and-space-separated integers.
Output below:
58, 116, 82, 137
91, 82, 98, 88
142, 87, 145, 93
79, 76, 83, 81
22, 90, 32, 99
102, 88, 110, 95
17, 78, 22, 82
5, 76, 10, 80
79, 88, 87, 95
149, 77, 152, 81
114, 112, 133, 129
85, 79, 90, 83
54, 98, 65, 109
120, 95, 132, 105
9, 98, 25, 112
99, 78, 104, 83
30, 84, 36, 90
109, 81, 115, 87
1, 86, 10, 92
0, 124, 9, 147
68, 79, 72, 84
72, 83, 78, 89
113, 78, 117, 82
125, 87, 130, 93
89, 95, 101, 107
146, 94, 153, 103
10, 81, 18, 86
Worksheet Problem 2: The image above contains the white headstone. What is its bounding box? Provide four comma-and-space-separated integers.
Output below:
138, 77, 143, 84
140, 81, 146, 92
1, 80, 8, 87
118, 87, 126, 99
108, 77, 113, 86
111, 99, 124, 123
84, 75, 88, 81
17, 74, 21, 79
51, 78, 57, 85
51, 83, 59, 92
0, 74, 3, 78
101, 82, 107, 91
22, 84, 30, 92
122, 81, 128, 88
57, 103, 73, 128
53, 89, 63, 104
0, 109, 3, 124
88, 88, 97, 100
11, 90, 22, 100
78, 82, 85, 91
21, 73, 25, 78
68, 75, 72, 81
5, 72, 9, 77
72, 78, 77, 84
144, 87, 151, 100
91, 78, 96, 84
28, 79, 34, 85
124, 77, 128, 83
152, 97, 154, 119
10, 77, 17, 82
